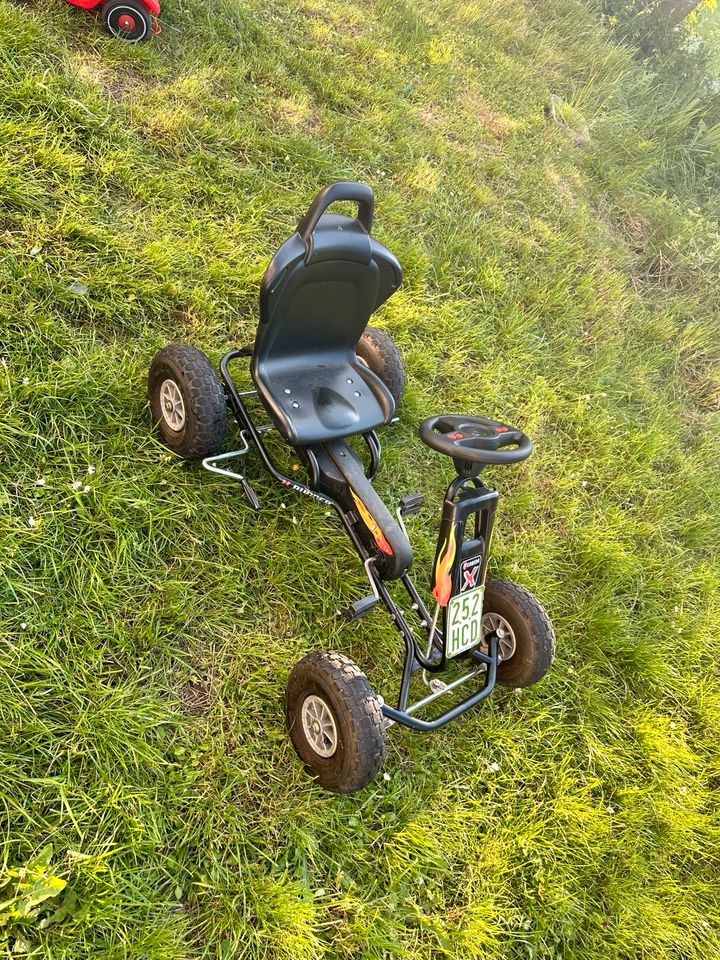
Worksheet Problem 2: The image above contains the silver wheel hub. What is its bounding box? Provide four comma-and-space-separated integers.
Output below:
301, 694, 338, 758
159, 379, 186, 432
481, 612, 516, 662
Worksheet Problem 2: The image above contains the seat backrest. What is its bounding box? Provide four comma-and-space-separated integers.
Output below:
250, 183, 403, 444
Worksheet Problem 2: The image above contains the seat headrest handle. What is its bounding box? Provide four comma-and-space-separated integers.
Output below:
297, 182, 375, 252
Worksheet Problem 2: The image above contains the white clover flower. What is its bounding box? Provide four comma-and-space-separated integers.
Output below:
71, 480, 82, 490
35, 478, 46, 486
489, 761, 500, 773
383, 771, 391, 782
87, 466, 96, 475
83, 485, 91, 493
27, 516, 37, 528
22, 376, 30, 386
20, 623, 27, 630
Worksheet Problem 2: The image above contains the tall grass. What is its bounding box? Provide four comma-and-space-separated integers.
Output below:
1, 0, 719, 956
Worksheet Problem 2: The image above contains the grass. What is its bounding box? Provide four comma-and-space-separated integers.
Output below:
1, 0, 720, 955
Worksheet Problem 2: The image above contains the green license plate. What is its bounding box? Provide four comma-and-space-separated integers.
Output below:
446, 585, 485, 658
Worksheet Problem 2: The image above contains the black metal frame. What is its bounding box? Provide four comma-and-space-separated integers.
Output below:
216, 349, 500, 732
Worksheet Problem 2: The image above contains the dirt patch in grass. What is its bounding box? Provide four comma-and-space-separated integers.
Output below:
70, 52, 160, 100
464, 90, 520, 139
179, 677, 213, 716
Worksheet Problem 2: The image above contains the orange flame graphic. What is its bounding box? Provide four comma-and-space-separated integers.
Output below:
351, 491, 393, 556
431, 528, 457, 606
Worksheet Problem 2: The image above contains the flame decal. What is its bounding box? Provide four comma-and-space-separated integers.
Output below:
431, 528, 457, 607
351, 491, 393, 556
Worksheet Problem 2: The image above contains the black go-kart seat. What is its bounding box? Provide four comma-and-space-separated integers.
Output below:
251, 182, 403, 446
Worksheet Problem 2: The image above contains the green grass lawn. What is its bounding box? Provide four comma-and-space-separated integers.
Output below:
1, 0, 720, 955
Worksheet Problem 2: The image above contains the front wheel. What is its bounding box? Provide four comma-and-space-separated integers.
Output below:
286, 651, 386, 793
103, 0, 153, 41
481, 579, 555, 688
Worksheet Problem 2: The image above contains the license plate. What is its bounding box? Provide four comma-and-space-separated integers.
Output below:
446, 585, 485, 658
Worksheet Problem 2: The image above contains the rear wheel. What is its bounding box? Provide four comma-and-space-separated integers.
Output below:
286, 651, 386, 793
148, 344, 226, 460
356, 326, 406, 407
481, 579, 555, 688
103, 0, 152, 41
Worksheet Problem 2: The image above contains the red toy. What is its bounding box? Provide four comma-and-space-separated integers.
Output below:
65, 0, 160, 40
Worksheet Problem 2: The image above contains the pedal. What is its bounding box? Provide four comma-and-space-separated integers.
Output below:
339, 595, 378, 622
398, 492, 424, 517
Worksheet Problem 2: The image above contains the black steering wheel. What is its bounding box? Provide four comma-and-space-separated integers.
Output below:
419, 415, 533, 466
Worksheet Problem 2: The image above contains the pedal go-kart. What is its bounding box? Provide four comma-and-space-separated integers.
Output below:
148, 182, 555, 793
65, 0, 159, 41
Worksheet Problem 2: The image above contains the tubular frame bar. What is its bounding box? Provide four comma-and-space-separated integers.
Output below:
362, 430, 381, 479
381, 635, 498, 731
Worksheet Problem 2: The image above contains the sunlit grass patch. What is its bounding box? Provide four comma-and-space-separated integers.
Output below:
1, 0, 719, 956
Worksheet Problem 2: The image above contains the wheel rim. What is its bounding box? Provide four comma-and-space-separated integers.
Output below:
481, 612, 516, 662
159, 379, 186, 432
109, 5, 148, 40
301, 695, 338, 758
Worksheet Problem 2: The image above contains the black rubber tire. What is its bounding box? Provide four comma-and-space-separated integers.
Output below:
103, 0, 152, 41
286, 651, 386, 793
483, 579, 555, 689
148, 344, 226, 460
356, 326, 406, 407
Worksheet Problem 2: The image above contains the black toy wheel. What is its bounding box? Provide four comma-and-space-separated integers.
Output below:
148, 344, 227, 460
481, 579, 555, 688
103, 0, 152, 41
356, 326, 406, 407
286, 651, 386, 793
